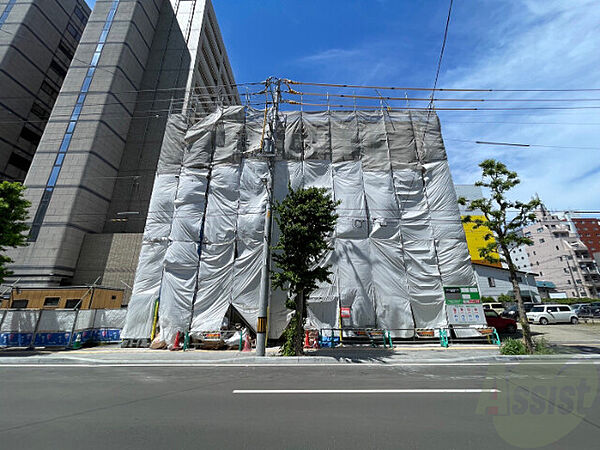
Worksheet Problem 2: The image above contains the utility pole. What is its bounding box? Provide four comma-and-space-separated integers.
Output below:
256, 78, 279, 356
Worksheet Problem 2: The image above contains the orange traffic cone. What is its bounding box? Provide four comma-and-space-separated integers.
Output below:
242, 332, 252, 352
170, 331, 181, 351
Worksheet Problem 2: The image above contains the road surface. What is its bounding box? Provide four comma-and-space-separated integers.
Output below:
1, 360, 599, 449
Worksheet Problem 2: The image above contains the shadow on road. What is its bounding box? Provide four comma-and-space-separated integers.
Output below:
0, 349, 49, 357
551, 344, 600, 355
308, 347, 396, 363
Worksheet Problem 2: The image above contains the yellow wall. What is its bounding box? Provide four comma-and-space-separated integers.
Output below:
462, 215, 501, 267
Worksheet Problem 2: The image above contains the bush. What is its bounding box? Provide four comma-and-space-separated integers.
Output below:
500, 337, 554, 355
534, 337, 554, 355
500, 338, 527, 355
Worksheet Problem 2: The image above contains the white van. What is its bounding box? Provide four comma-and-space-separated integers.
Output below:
482, 302, 505, 314
526, 304, 579, 325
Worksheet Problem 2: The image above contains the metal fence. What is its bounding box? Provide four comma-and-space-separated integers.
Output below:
0, 309, 126, 349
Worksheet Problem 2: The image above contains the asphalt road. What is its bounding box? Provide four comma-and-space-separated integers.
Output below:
1, 362, 599, 449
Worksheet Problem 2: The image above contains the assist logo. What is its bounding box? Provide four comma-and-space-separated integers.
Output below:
476, 363, 597, 448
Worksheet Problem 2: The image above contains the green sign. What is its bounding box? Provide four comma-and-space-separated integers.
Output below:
444, 286, 481, 305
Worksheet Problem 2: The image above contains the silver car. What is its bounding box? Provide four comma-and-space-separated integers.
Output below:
526, 304, 579, 325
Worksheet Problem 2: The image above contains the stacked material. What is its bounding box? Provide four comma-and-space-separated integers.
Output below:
122, 106, 477, 344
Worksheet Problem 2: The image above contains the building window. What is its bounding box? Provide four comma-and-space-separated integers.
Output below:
49, 60, 67, 78
11, 299, 28, 308
487, 277, 496, 287
66, 22, 80, 40
40, 81, 58, 99
65, 299, 81, 309
31, 103, 50, 121
43, 297, 60, 307
7, 153, 31, 172
19, 127, 42, 146
74, 5, 87, 24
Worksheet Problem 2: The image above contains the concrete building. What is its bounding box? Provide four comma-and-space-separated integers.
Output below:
570, 217, 600, 266
510, 205, 600, 298
6, 0, 239, 297
455, 185, 501, 267
473, 262, 540, 302
511, 244, 533, 272
0, 0, 90, 181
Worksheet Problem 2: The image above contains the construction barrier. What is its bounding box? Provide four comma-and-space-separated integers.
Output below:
316, 325, 499, 348
0, 309, 127, 349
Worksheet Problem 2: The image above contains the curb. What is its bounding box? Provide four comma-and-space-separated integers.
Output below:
2, 353, 600, 366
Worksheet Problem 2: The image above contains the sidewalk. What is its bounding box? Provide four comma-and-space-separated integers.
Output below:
2, 342, 600, 366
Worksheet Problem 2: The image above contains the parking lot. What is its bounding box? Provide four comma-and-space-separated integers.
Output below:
525, 322, 600, 355
529, 322, 600, 342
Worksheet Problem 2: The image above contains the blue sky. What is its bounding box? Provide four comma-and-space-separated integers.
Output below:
84, 0, 600, 213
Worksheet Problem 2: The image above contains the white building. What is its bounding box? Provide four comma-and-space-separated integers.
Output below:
510, 205, 600, 298
473, 262, 540, 303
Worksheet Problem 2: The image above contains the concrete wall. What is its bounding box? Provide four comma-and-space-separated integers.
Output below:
72, 232, 143, 303
0, 0, 90, 181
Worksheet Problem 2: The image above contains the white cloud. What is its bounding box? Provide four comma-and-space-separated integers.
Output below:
440, 0, 600, 212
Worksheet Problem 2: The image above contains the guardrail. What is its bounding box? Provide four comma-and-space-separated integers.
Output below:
0, 309, 126, 349
313, 325, 501, 349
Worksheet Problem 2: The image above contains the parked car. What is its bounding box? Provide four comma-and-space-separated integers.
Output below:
482, 302, 506, 315
501, 302, 535, 320
526, 304, 579, 325
484, 309, 517, 333
573, 304, 600, 317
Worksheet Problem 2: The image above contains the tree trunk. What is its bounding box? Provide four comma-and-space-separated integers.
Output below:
501, 245, 534, 354
293, 289, 305, 356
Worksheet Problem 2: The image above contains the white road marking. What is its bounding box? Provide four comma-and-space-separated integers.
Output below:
233, 389, 500, 394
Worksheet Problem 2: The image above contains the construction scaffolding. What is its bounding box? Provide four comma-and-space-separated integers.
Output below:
122, 79, 484, 346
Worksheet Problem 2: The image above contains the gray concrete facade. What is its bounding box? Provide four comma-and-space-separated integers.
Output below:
7, 0, 238, 287
0, 0, 90, 181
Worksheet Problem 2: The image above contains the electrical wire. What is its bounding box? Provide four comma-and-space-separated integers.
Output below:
286, 79, 600, 93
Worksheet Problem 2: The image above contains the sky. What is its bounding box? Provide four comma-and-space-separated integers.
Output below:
84, 0, 600, 213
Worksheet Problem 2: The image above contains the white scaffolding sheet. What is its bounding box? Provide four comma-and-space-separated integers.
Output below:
122, 107, 479, 343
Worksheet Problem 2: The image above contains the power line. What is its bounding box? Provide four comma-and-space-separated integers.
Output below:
286, 79, 600, 93
284, 90, 600, 103
445, 138, 600, 151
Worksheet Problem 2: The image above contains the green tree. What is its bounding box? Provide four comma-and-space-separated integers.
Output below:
458, 160, 540, 354
0, 182, 30, 284
272, 186, 339, 356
